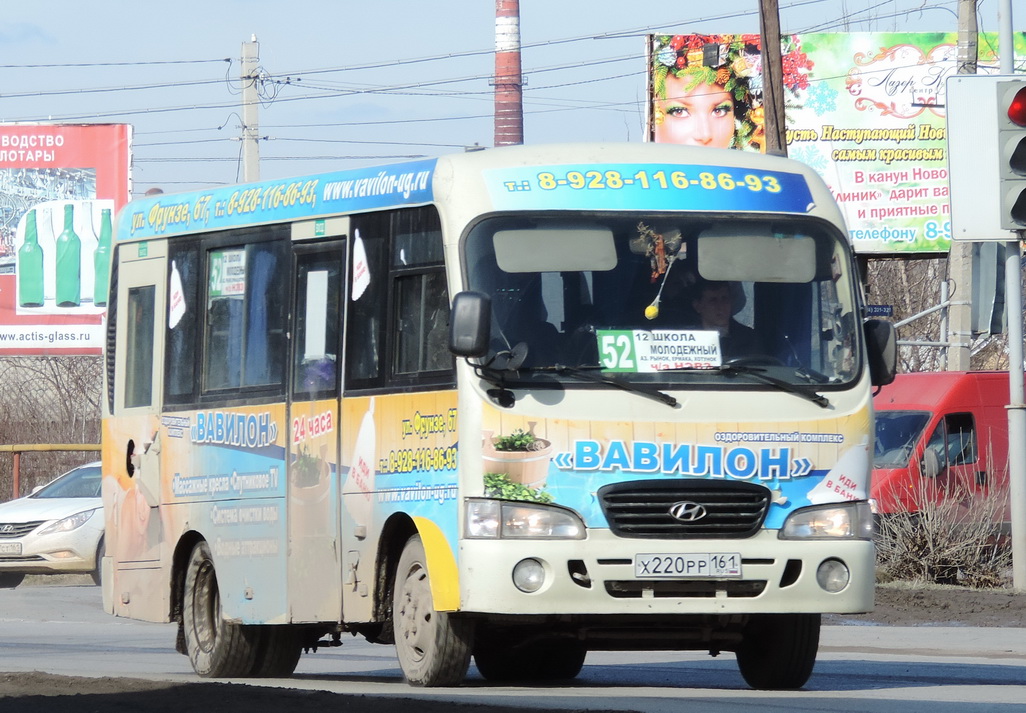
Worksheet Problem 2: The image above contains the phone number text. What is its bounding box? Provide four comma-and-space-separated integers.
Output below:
527, 169, 783, 193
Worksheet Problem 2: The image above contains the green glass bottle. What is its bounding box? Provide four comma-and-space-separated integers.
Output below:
55, 203, 81, 307
17, 209, 44, 308
93, 208, 112, 306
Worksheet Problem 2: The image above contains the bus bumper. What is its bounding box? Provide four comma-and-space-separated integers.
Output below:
458, 528, 874, 616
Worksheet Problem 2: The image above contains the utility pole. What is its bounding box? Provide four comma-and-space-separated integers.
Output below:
946, 0, 978, 371
758, 0, 787, 156
241, 35, 261, 182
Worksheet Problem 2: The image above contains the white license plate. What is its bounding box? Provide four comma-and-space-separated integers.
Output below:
635, 552, 742, 578
0, 542, 22, 556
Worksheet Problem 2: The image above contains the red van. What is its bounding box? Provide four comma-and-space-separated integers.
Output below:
872, 371, 1012, 521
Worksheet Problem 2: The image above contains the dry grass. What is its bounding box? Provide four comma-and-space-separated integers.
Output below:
875, 478, 1011, 588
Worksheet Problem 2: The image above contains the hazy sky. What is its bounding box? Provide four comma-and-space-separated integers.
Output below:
0, 1, 1013, 195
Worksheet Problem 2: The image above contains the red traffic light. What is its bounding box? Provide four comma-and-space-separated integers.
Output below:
1008, 86, 1026, 127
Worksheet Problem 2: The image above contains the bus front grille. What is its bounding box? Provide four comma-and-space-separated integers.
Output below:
598, 480, 771, 539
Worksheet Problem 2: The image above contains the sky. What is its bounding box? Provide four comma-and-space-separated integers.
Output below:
0, 0, 1016, 196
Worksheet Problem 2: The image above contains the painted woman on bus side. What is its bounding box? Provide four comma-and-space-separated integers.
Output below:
650, 33, 812, 151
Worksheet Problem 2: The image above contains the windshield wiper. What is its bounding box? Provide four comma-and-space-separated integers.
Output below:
529, 364, 679, 408
717, 363, 831, 409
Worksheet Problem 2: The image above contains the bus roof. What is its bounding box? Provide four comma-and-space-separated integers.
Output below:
117, 142, 843, 242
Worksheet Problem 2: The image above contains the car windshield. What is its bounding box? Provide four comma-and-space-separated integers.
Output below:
874, 411, 930, 468
464, 213, 860, 390
32, 464, 102, 498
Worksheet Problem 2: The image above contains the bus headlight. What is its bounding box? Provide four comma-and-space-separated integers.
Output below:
465, 499, 585, 539
779, 501, 874, 540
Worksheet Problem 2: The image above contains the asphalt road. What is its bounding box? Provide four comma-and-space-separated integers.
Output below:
2, 581, 1025, 713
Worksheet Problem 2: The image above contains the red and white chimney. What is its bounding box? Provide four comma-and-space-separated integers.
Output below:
493, 0, 524, 146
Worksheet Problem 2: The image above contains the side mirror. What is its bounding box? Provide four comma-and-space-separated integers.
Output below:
864, 318, 897, 386
449, 291, 491, 358
921, 447, 941, 479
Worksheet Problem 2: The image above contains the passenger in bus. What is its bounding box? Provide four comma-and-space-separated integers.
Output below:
690, 278, 764, 359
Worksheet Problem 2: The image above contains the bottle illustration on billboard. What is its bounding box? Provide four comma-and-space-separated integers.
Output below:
17, 209, 44, 308
14, 199, 113, 315
55, 203, 82, 307
93, 208, 112, 307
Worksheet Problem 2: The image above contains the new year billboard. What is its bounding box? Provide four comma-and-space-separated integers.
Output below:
0, 123, 131, 354
648, 32, 1026, 255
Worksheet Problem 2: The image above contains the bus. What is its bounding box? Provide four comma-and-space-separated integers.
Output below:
101, 142, 896, 690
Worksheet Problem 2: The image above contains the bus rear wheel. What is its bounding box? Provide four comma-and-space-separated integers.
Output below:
249, 626, 303, 678
182, 540, 261, 677
392, 534, 472, 686
735, 613, 820, 690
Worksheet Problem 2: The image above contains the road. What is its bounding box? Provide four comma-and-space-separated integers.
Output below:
1, 580, 1025, 713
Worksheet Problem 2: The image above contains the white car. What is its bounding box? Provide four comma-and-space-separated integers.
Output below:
0, 461, 104, 589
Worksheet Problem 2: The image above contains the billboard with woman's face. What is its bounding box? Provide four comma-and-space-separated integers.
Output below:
648, 32, 1026, 255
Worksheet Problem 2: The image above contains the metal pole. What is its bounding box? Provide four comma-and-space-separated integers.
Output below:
997, 0, 1026, 591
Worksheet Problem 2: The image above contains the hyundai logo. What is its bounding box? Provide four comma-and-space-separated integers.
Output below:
0, 524, 13, 534
668, 501, 707, 522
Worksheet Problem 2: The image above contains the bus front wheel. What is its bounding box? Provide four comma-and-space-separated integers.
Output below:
735, 613, 820, 690
182, 540, 261, 677
392, 534, 472, 686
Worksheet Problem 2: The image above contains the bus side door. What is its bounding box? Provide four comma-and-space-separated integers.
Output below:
287, 239, 345, 622
107, 243, 166, 619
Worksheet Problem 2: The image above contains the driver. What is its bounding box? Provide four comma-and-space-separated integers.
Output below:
690, 279, 764, 359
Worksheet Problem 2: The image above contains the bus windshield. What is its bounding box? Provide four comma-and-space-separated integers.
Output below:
465, 214, 860, 388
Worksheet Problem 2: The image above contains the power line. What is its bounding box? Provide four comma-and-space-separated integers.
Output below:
0, 58, 230, 69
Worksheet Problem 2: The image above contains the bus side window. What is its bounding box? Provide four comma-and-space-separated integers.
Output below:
395, 269, 449, 374
165, 245, 200, 404
204, 241, 287, 391
293, 250, 343, 398
346, 227, 388, 384
125, 285, 155, 408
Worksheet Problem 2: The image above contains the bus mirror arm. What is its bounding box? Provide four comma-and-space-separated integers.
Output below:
449, 291, 491, 358
864, 319, 897, 387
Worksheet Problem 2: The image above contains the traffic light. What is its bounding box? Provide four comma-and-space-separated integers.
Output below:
948, 75, 1026, 240
998, 80, 1026, 230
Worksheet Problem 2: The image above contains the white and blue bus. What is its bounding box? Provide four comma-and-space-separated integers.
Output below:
102, 142, 895, 689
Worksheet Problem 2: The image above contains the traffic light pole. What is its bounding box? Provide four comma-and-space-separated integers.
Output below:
997, 0, 1026, 592
1005, 235, 1025, 591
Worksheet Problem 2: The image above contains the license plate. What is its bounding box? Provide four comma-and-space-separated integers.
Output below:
0, 542, 22, 556
635, 552, 742, 578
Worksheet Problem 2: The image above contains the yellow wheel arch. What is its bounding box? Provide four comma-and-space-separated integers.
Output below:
411, 516, 460, 611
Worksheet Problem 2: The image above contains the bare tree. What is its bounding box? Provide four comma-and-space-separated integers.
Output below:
0, 356, 101, 498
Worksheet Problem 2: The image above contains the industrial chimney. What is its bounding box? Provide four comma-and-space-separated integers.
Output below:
493, 0, 524, 146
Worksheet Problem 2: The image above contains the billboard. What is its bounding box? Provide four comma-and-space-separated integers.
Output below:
648, 32, 1026, 255
0, 123, 131, 354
